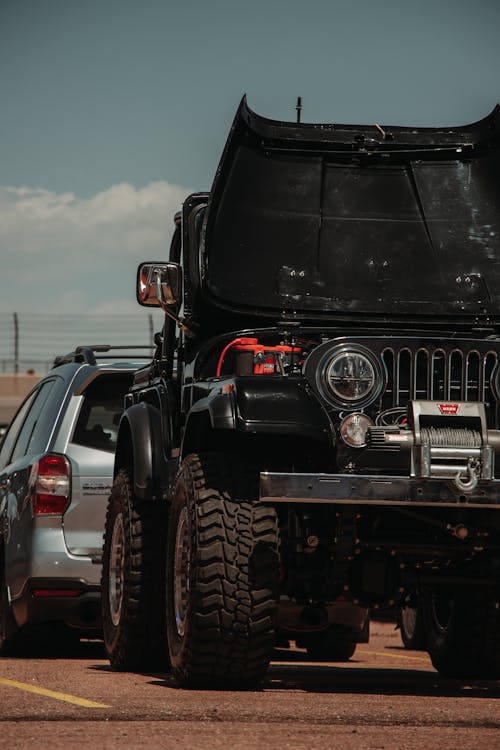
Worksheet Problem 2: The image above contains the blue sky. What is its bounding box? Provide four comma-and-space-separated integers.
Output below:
1, 0, 500, 317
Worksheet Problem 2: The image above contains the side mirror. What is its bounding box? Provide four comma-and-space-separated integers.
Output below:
136, 262, 182, 308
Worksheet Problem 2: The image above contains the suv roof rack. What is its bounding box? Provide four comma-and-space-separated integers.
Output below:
52, 345, 154, 368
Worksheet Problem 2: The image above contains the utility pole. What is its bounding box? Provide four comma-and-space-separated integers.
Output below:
13, 312, 19, 374
296, 96, 302, 124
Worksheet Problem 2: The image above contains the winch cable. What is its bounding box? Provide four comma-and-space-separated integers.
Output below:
420, 426, 482, 448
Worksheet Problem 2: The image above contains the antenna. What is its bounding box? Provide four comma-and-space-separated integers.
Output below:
295, 96, 302, 124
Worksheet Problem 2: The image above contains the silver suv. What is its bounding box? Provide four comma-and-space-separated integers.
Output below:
0, 346, 147, 654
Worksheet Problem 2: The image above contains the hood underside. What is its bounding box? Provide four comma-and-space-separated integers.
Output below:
200, 98, 500, 323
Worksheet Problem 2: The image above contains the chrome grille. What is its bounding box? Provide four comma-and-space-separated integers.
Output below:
380, 345, 498, 410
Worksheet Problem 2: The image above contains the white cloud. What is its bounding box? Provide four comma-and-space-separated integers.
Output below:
0, 181, 190, 313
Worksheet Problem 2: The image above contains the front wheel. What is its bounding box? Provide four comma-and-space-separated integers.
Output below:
166, 453, 279, 689
423, 589, 500, 679
101, 469, 169, 671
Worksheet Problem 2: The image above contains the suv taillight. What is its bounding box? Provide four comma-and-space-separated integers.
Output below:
31, 454, 71, 515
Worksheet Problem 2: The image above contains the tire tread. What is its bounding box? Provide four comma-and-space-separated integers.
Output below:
168, 452, 279, 688
101, 469, 168, 672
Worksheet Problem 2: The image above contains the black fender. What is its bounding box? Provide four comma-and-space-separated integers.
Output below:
114, 402, 169, 501
182, 378, 331, 457
233, 377, 331, 438
181, 393, 235, 457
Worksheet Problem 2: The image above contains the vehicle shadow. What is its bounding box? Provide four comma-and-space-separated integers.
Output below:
264, 663, 500, 699
89, 639, 500, 700
134, 648, 500, 700
266, 644, 500, 697
4, 638, 106, 661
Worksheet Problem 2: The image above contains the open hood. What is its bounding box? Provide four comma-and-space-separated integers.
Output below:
200, 97, 500, 324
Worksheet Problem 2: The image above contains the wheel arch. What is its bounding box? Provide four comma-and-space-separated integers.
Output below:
114, 402, 168, 501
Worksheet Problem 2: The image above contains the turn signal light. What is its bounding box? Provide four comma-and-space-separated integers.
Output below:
31, 454, 71, 515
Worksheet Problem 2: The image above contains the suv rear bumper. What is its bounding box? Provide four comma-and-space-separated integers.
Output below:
11, 578, 101, 633
260, 472, 500, 508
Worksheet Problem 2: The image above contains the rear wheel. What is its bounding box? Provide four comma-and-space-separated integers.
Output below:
0, 556, 20, 656
423, 589, 500, 679
166, 452, 279, 688
303, 626, 357, 662
397, 593, 426, 650
101, 469, 169, 671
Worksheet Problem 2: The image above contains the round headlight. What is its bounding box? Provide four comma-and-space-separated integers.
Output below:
340, 413, 374, 448
325, 351, 376, 403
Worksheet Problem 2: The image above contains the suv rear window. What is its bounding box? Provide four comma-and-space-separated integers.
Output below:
10, 380, 57, 463
72, 374, 132, 453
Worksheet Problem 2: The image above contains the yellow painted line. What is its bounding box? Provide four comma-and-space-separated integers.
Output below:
0, 676, 111, 708
359, 649, 430, 663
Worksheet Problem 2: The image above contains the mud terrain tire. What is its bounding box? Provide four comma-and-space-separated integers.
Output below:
101, 469, 169, 671
166, 452, 279, 688
423, 589, 500, 679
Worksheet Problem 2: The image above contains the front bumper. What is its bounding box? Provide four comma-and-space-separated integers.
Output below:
260, 472, 500, 508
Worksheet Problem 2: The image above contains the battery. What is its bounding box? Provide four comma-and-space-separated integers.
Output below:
216, 337, 301, 376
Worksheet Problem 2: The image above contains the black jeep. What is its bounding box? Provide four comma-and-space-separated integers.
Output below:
102, 98, 500, 687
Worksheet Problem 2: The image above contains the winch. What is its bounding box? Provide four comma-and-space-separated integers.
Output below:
367, 401, 500, 492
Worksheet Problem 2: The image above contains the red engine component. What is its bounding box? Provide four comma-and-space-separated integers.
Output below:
216, 337, 301, 377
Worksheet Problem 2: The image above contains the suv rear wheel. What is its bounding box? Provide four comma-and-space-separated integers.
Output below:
0, 556, 20, 656
166, 452, 279, 688
101, 469, 169, 671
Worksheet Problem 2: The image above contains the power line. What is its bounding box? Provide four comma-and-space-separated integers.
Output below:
0, 312, 162, 373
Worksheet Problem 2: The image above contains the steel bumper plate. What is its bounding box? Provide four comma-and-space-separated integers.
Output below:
260, 472, 500, 508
